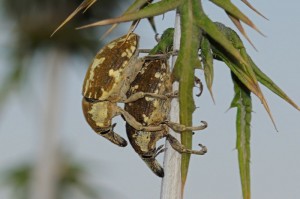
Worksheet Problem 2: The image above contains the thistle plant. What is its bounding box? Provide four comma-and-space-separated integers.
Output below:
52, 1, 300, 199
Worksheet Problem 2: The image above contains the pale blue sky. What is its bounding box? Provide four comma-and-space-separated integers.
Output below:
0, 1, 299, 199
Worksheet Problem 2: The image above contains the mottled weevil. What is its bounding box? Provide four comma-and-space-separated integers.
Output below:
125, 57, 207, 177
82, 33, 178, 147
82, 33, 142, 146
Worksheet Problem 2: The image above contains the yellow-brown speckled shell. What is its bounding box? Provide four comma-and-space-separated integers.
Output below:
82, 33, 141, 102
125, 58, 171, 155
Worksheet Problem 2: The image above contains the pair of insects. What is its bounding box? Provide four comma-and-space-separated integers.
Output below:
82, 32, 207, 177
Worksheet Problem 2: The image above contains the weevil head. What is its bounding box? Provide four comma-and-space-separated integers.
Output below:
126, 128, 164, 176
141, 155, 164, 177
82, 98, 113, 130
82, 98, 127, 147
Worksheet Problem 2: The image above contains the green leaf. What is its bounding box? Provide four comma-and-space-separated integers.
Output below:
77, 0, 183, 29
209, 0, 264, 36
226, 14, 257, 50
241, 0, 269, 20
209, 22, 278, 130
200, 36, 215, 103
230, 73, 252, 199
250, 57, 300, 110
149, 28, 175, 54
214, 22, 299, 110
193, 9, 248, 67
173, 0, 202, 193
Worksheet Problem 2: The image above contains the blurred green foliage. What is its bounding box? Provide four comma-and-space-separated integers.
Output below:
1, 157, 100, 199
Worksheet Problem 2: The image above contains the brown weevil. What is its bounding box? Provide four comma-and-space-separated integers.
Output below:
125, 57, 207, 177
82, 33, 142, 147
82, 33, 179, 147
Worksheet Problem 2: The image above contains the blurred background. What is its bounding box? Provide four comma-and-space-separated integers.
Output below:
0, 1, 299, 199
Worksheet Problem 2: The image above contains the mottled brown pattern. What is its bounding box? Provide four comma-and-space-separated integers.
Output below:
126, 59, 171, 124
125, 58, 171, 165
82, 33, 139, 100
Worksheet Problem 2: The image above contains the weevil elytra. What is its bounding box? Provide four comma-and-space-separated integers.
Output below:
125, 57, 207, 177
82, 33, 181, 147
82, 33, 142, 102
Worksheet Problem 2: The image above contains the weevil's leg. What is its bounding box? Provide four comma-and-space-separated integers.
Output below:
138, 49, 152, 54
164, 120, 208, 132
155, 145, 166, 157
144, 54, 170, 60
166, 134, 207, 155
98, 123, 128, 147
118, 107, 164, 132
194, 76, 203, 97
124, 91, 178, 103
168, 50, 178, 57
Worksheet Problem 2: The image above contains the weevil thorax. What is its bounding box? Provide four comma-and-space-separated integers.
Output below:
82, 33, 141, 102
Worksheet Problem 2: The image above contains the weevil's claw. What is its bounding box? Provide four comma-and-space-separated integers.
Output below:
166, 134, 207, 155
155, 145, 166, 157
199, 121, 208, 130
194, 76, 203, 97
196, 143, 208, 155
166, 90, 178, 98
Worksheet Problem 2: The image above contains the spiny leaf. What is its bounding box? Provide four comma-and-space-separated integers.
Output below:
211, 22, 277, 131
51, 0, 97, 36
217, 22, 299, 111
209, 0, 265, 36
226, 13, 257, 50
77, 0, 183, 29
212, 46, 277, 130
250, 57, 300, 110
200, 37, 215, 103
230, 73, 252, 199
193, 9, 248, 67
241, 0, 269, 20
100, 0, 155, 41
174, 0, 202, 193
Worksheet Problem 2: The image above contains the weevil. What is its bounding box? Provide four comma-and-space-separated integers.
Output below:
82, 33, 180, 147
125, 57, 207, 177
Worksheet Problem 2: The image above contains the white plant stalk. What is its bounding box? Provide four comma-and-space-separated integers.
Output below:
160, 11, 182, 199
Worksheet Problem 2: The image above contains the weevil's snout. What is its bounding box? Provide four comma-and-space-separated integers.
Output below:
140, 145, 165, 177
99, 123, 128, 147
141, 156, 164, 177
